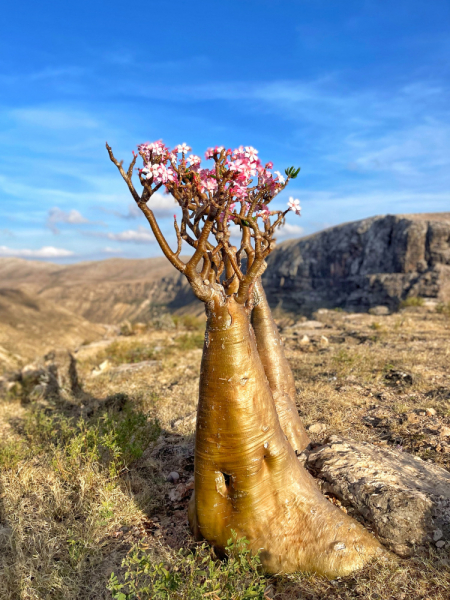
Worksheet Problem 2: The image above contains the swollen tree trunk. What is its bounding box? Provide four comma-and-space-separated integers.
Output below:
189, 296, 382, 577
251, 278, 309, 452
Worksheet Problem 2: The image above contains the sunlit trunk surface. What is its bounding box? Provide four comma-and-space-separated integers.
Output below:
251, 279, 310, 452
189, 296, 382, 577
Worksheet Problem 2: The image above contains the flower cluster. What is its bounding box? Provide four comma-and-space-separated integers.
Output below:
135, 140, 301, 219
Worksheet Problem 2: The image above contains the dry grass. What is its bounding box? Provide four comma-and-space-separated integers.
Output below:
1, 306, 449, 598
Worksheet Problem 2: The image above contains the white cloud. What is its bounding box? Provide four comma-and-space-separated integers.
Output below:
146, 193, 179, 216
276, 223, 304, 239
107, 226, 154, 244
0, 245, 74, 258
103, 247, 123, 254
47, 207, 93, 234
99, 195, 180, 222
228, 221, 304, 241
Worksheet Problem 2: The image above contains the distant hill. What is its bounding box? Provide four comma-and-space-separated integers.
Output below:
0, 288, 106, 365
0, 213, 449, 340
0, 256, 197, 324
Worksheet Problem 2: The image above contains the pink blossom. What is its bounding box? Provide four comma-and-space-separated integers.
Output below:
138, 141, 167, 161
175, 143, 191, 154
187, 154, 201, 166
205, 146, 224, 159
287, 197, 301, 215
244, 146, 259, 162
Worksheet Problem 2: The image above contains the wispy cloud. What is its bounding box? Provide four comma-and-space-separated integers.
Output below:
11, 107, 99, 130
107, 226, 154, 244
99, 194, 179, 220
0, 245, 74, 258
46, 207, 102, 234
103, 246, 123, 253
85, 226, 155, 244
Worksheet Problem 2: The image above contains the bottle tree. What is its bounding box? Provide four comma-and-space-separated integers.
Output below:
106, 141, 383, 577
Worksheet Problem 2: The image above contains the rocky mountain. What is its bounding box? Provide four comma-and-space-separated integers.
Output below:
262, 212, 450, 313
0, 213, 449, 334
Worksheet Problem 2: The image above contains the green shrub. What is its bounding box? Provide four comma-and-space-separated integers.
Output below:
22, 403, 160, 479
400, 296, 424, 308
436, 302, 450, 316
175, 333, 205, 350
100, 341, 157, 365
172, 314, 205, 331
107, 532, 269, 600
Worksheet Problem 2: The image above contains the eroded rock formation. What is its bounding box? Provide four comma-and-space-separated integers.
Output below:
263, 213, 450, 313
302, 435, 450, 557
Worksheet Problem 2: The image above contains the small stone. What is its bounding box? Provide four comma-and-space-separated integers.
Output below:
426, 408, 437, 417
440, 426, 450, 437
436, 540, 446, 548
320, 335, 329, 346
299, 335, 310, 345
433, 529, 443, 541
167, 472, 180, 483
369, 306, 390, 316
294, 320, 324, 329
308, 423, 327, 434
406, 412, 420, 424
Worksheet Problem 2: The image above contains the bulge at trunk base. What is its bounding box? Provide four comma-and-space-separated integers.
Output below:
189, 296, 384, 578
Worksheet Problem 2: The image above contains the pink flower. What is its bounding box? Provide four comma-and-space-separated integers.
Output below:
187, 154, 201, 166
244, 146, 259, 162
205, 146, 224, 159
287, 197, 301, 215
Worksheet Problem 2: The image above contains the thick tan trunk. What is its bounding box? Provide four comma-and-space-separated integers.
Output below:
189, 297, 382, 577
251, 279, 309, 452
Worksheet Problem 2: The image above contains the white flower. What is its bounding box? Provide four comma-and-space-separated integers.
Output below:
274, 170, 285, 184
177, 143, 191, 154
287, 197, 301, 215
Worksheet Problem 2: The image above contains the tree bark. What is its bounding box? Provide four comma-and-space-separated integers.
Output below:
251, 278, 310, 452
189, 296, 382, 577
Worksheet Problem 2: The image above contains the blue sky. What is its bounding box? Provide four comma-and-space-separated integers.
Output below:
1, 0, 449, 262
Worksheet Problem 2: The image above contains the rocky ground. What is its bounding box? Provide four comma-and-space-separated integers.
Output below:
0, 303, 449, 599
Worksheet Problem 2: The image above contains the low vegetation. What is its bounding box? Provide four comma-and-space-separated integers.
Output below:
1, 304, 450, 598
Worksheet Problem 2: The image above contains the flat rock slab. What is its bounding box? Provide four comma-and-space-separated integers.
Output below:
303, 435, 450, 557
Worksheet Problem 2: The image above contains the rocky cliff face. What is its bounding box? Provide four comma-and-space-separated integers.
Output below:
262, 213, 450, 313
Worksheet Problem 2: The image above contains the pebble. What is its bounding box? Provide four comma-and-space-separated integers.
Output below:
425, 407, 437, 416
167, 472, 180, 483
294, 320, 324, 329
308, 422, 327, 434
369, 306, 390, 316
433, 529, 443, 541
436, 540, 446, 548
440, 426, 450, 438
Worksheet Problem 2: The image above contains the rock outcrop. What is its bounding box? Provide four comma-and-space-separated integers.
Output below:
302, 435, 450, 557
263, 213, 450, 313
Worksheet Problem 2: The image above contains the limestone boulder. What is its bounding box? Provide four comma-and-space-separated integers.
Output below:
303, 435, 450, 557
